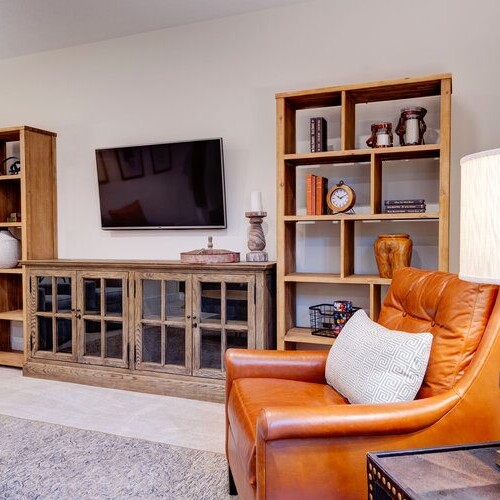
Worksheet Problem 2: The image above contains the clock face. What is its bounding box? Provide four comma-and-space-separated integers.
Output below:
326, 182, 356, 213
331, 188, 348, 208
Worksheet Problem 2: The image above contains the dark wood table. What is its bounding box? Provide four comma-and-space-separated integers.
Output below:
367, 442, 500, 499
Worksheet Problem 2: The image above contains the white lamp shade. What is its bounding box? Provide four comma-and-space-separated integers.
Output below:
459, 148, 500, 284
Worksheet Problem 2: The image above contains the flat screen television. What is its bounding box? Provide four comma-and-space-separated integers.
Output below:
95, 138, 226, 229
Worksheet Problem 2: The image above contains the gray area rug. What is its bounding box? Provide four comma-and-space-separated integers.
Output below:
0, 414, 231, 499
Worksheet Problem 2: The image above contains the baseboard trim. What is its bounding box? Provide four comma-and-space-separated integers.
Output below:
23, 361, 225, 403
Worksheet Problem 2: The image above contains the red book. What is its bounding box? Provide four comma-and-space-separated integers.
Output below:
306, 174, 315, 215
315, 176, 328, 215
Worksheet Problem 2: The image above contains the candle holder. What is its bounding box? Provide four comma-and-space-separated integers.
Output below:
245, 211, 268, 262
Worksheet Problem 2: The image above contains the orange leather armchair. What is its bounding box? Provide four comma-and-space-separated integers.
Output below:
225, 268, 500, 499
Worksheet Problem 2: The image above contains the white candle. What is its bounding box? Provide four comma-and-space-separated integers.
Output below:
251, 191, 263, 212
377, 133, 390, 146
405, 118, 419, 144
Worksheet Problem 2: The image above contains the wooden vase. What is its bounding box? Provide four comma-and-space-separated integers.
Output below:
374, 234, 412, 278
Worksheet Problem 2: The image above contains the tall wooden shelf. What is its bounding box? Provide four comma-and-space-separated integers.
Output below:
276, 74, 451, 349
0, 126, 57, 367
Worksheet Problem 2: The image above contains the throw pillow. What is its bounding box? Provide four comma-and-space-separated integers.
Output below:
325, 309, 432, 404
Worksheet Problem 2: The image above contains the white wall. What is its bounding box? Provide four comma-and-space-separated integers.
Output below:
0, 0, 499, 269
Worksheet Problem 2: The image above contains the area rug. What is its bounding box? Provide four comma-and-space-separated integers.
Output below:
0, 414, 231, 499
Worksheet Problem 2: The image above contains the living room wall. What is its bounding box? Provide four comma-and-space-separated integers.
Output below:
0, 0, 498, 270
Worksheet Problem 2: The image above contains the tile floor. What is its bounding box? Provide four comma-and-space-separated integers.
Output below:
0, 366, 225, 453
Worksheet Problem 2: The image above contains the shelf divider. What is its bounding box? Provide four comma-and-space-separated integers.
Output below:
341, 91, 355, 150
340, 220, 354, 278
371, 154, 382, 214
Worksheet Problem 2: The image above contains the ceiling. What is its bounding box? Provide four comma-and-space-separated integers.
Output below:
0, 0, 314, 60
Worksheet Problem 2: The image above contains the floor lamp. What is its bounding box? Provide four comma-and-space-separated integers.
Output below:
459, 148, 500, 467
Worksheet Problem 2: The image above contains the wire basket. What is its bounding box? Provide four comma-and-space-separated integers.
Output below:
309, 303, 360, 338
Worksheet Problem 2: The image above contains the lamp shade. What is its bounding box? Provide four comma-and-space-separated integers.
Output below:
459, 148, 500, 284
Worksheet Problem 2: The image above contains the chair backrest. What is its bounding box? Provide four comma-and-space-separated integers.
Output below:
378, 267, 498, 398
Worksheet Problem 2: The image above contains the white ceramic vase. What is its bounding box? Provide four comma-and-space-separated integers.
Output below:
0, 230, 21, 268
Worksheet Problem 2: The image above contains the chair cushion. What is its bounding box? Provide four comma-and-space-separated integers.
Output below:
227, 378, 347, 486
378, 267, 498, 398
325, 309, 433, 404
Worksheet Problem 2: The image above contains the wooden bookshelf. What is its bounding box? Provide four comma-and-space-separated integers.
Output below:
276, 74, 451, 349
0, 126, 57, 367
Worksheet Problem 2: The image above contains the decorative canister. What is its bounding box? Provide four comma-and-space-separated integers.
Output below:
395, 106, 427, 146
0, 230, 21, 268
374, 234, 412, 278
366, 122, 393, 148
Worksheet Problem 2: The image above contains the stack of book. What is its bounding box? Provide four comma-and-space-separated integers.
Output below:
310, 117, 327, 152
384, 199, 426, 213
306, 174, 328, 215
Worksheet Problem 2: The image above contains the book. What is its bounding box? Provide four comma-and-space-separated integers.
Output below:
312, 174, 316, 214
310, 119, 316, 153
315, 176, 328, 215
385, 208, 426, 213
385, 199, 425, 205
315, 117, 327, 152
306, 174, 316, 215
385, 203, 426, 210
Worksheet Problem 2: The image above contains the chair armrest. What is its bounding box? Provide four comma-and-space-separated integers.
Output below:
257, 391, 461, 441
225, 349, 328, 403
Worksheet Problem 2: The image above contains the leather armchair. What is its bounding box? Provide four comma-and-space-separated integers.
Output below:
225, 268, 500, 499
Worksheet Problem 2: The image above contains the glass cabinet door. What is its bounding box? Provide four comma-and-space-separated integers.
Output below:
77, 272, 128, 368
29, 270, 77, 361
134, 273, 191, 375
192, 274, 255, 379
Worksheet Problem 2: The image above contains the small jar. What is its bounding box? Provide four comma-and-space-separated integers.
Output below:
396, 106, 427, 146
366, 122, 393, 148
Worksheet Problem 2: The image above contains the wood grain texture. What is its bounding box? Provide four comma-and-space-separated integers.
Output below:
0, 126, 57, 366
276, 74, 450, 107
28, 269, 77, 363
0, 179, 21, 225
77, 271, 129, 369
0, 350, 23, 366
370, 284, 382, 321
22, 129, 57, 260
284, 213, 439, 222
24, 360, 225, 403
276, 98, 293, 350
439, 78, 452, 272
341, 91, 355, 150
133, 271, 192, 376
22, 259, 275, 271
340, 220, 355, 278
283, 144, 440, 166
275, 74, 451, 349
371, 154, 382, 213
25, 262, 275, 401
284, 327, 333, 346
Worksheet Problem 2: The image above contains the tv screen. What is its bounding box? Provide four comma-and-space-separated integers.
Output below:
95, 138, 226, 229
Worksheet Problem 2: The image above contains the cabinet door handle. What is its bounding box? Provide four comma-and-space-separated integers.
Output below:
193, 322, 198, 328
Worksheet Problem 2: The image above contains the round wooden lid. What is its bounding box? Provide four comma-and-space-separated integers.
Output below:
180, 236, 240, 264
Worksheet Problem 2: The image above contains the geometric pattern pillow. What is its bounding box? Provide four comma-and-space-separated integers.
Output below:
325, 309, 433, 404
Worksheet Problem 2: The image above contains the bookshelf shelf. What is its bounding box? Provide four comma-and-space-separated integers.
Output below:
284, 327, 335, 346
284, 273, 392, 285
284, 212, 439, 222
285, 144, 440, 166
276, 74, 451, 350
0, 309, 23, 321
0, 174, 21, 182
